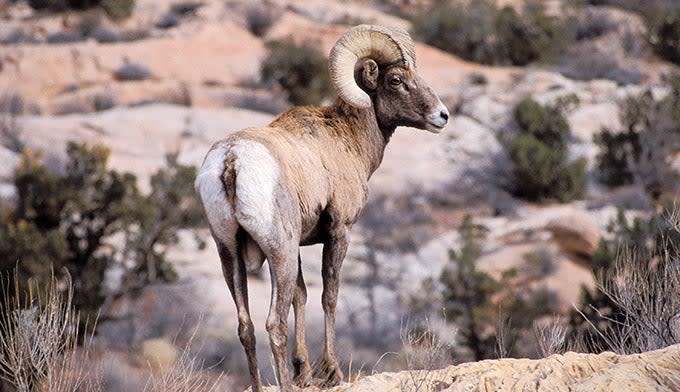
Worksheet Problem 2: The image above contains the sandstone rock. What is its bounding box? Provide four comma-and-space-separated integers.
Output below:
0, 145, 19, 180
0, 182, 16, 203
19, 104, 274, 187
0, 146, 18, 203
447, 115, 502, 160
545, 210, 601, 258
191, 85, 288, 114
514, 70, 577, 101
567, 102, 620, 143
330, 344, 680, 392
459, 95, 510, 130
281, 0, 409, 29
251, 344, 680, 391
2, 21, 264, 105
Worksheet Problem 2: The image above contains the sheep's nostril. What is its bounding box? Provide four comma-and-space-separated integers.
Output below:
440, 110, 449, 121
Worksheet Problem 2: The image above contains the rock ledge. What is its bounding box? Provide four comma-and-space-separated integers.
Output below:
254, 344, 680, 391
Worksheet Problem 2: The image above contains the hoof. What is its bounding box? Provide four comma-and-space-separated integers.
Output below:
293, 361, 313, 388
318, 359, 344, 387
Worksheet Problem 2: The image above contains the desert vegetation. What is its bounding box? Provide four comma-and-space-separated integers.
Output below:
27, 0, 134, 20
244, 1, 283, 37
583, 0, 680, 65
595, 74, 680, 197
0, 270, 226, 392
411, 0, 569, 65
0, 142, 203, 329
507, 97, 586, 203
405, 208, 680, 370
435, 216, 556, 360
566, 206, 680, 354
260, 38, 333, 106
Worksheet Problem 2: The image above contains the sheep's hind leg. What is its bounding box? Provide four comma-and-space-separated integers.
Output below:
292, 253, 312, 387
318, 224, 348, 386
217, 241, 262, 392
265, 246, 297, 391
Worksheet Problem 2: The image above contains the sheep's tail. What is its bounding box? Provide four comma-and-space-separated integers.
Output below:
196, 140, 269, 274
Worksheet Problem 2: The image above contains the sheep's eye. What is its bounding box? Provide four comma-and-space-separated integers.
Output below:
389, 76, 402, 86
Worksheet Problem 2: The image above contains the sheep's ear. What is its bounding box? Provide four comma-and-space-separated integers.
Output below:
361, 59, 379, 90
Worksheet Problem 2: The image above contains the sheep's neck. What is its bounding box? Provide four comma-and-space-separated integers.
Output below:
331, 100, 393, 181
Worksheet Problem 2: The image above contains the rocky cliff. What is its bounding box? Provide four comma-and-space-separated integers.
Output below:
255, 344, 680, 391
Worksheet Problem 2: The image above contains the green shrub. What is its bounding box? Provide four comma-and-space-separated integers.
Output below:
245, 2, 282, 37
595, 77, 680, 196
593, 128, 640, 186
509, 134, 561, 198
2, 144, 135, 323
647, 10, 680, 65
99, 0, 134, 20
495, 6, 569, 65
558, 159, 588, 202
260, 39, 332, 106
435, 215, 557, 361
495, 7, 536, 66
123, 152, 204, 287
0, 143, 202, 327
27, 0, 134, 19
514, 98, 569, 149
411, 0, 569, 65
411, 0, 497, 65
508, 98, 586, 202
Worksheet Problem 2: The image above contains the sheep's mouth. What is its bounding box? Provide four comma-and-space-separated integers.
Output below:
425, 121, 446, 133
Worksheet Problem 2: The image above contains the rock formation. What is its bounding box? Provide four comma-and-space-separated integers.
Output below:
254, 344, 680, 391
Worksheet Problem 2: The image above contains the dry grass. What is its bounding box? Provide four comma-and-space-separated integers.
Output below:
571, 209, 680, 355
398, 321, 450, 392
533, 317, 567, 357
0, 269, 226, 392
0, 271, 99, 392
142, 321, 224, 392
599, 242, 680, 354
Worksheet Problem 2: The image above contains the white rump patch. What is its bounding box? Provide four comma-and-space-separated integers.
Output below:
195, 144, 235, 245
231, 140, 280, 241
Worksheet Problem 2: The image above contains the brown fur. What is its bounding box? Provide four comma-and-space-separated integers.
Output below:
197, 59, 447, 391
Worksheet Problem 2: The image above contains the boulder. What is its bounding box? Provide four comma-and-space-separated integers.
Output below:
567, 102, 620, 143
447, 115, 502, 160
140, 338, 178, 370
459, 95, 510, 130
545, 210, 601, 258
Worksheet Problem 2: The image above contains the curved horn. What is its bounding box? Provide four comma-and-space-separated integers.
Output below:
328, 25, 416, 109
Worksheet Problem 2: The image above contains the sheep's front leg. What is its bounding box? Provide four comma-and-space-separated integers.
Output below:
319, 224, 348, 386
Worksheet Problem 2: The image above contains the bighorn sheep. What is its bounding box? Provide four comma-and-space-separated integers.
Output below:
195, 25, 449, 391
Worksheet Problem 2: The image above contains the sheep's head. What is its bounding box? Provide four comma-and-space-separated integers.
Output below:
329, 25, 449, 133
